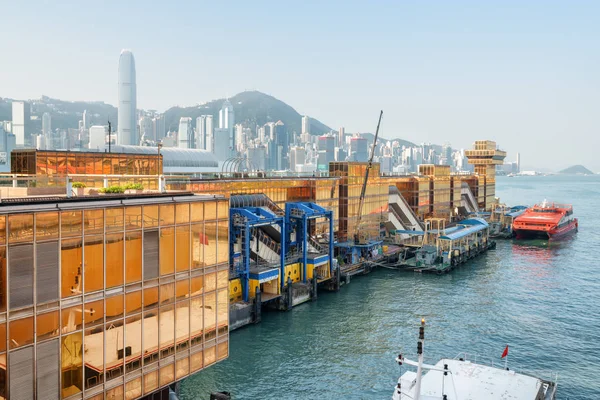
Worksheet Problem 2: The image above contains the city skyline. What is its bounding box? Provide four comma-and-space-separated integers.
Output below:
1, 1, 599, 171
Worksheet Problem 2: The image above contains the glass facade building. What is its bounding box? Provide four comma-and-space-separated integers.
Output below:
0, 193, 229, 400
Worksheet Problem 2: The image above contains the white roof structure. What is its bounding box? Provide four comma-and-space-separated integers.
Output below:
394, 358, 549, 400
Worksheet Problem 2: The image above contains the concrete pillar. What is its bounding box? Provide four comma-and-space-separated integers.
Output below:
103, 175, 108, 188
311, 276, 318, 301
254, 286, 262, 324
286, 277, 293, 311
66, 176, 72, 198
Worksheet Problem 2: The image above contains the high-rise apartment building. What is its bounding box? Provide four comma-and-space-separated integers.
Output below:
139, 116, 154, 143
301, 115, 310, 134
338, 127, 345, 149
11, 101, 31, 146
89, 125, 109, 150
178, 117, 194, 149
118, 49, 137, 145
213, 128, 230, 161
219, 101, 234, 156
42, 112, 52, 148
152, 114, 166, 142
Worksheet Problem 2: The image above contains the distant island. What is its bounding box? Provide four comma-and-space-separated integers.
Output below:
558, 165, 594, 175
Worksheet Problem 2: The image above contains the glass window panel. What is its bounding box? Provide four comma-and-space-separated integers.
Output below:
106, 208, 124, 232
84, 235, 104, 292
106, 294, 124, 321
218, 340, 229, 361
159, 363, 174, 387
84, 327, 104, 389
143, 370, 158, 394
204, 202, 216, 220
176, 300, 190, 350
143, 310, 158, 365
37, 310, 59, 341
143, 205, 158, 228
9, 316, 33, 349
61, 210, 82, 238
84, 209, 104, 235
144, 286, 158, 309
175, 357, 189, 380
8, 214, 34, 244
205, 272, 216, 293
176, 225, 190, 272
204, 292, 216, 341
0, 215, 5, 245
217, 270, 228, 290
106, 385, 124, 400
143, 230, 159, 280
61, 304, 83, 333
125, 291, 142, 315
36, 212, 59, 241
106, 233, 124, 288
191, 223, 204, 270
176, 280, 189, 301
159, 282, 174, 305
84, 299, 104, 327
61, 237, 83, 298
9, 243, 34, 309
0, 322, 5, 352
125, 377, 142, 400
159, 227, 175, 276
217, 200, 228, 220
159, 304, 175, 359
217, 221, 228, 265
125, 207, 142, 230
159, 204, 175, 226
105, 320, 124, 382
125, 315, 142, 373
125, 231, 142, 284
204, 222, 217, 267
190, 350, 203, 372
191, 276, 203, 296
175, 203, 189, 225
204, 346, 216, 367
0, 247, 6, 312
217, 289, 228, 336
190, 203, 203, 223
61, 331, 83, 398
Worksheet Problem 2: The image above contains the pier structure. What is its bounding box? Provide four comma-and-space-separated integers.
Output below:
464, 140, 507, 210
0, 139, 502, 398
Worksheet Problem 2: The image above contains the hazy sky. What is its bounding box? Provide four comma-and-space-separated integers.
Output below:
2, 1, 599, 171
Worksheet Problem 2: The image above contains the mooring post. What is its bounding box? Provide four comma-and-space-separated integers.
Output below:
254, 286, 262, 324
287, 277, 293, 311
312, 276, 318, 301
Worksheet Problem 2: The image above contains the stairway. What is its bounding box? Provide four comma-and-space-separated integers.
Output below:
461, 183, 479, 213
389, 186, 424, 231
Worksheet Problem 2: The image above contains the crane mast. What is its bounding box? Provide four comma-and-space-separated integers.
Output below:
354, 110, 383, 244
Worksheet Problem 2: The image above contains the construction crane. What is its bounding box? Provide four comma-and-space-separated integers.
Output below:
354, 110, 383, 244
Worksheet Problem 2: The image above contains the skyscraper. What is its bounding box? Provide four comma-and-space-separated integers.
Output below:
205, 115, 214, 152
178, 117, 194, 149
302, 115, 310, 134
82, 109, 89, 130
152, 114, 166, 141
139, 115, 153, 143
338, 127, 345, 148
219, 100, 235, 156
11, 101, 31, 146
42, 112, 52, 137
118, 49, 137, 145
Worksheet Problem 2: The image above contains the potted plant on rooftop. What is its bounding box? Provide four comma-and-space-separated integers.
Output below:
72, 182, 86, 196
124, 183, 144, 194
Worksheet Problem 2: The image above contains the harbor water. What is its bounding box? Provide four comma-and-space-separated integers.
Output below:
181, 175, 600, 399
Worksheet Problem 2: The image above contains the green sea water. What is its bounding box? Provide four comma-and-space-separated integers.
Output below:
181, 175, 600, 399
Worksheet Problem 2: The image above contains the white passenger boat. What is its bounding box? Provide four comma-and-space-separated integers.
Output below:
392, 320, 557, 400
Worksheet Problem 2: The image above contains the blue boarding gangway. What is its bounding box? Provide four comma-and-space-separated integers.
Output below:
229, 206, 285, 302
284, 202, 334, 290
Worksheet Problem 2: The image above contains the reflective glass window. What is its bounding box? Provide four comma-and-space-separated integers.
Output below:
125, 207, 142, 230
125, 231, 142, 283
61, 331, 83, 397
176, 225, 190, 272
160, 204, 175, 226
143, 205, 159, 228
176, 300, 190, 350
159, 304, 175, 359
217, 289, 228, 336
204, 345, 216, 367
143, 310, 158, 365
84, 299, 104, 327
0, 247, 6, 312
160, 227, 175, 276
125, 314, 142, 374
105, 320, 124, 382
61, 210, 82, 238
61, 304, 83, 333
125, 377, 142, 400
176, 279, 189, 301
217, 270, 228, 290
84, 235, 104, 292
204, 202, 216, 220
218, 340, 229, 361
191, 276, 203, 296
9, 316, 33, 349
191, 223, 204, 269
159, 363, 174, 387
106, 233, 125, 288
175, 203, 190, 225
205, 272, 216, 293
159, 282, 175, 305
0, 322, 5, 352
106, 208, 124, 232
36, 212, 59, 241
84, 327, 103, 389
143, 370, 158, 394
37, 310, 59, 341
84, 209, 104, 235
217, 221, 228, 265
217, 200, 228, 220
8, 214, 34, 244
106, 294, 124, 321
176, 356, 189, 380
204, 222, 217, 267
204, 292, 216, 341
0, 216, 5, 245
126, 291, 142, 315
190, 203, 203, 223
144, 286, 158, 309
9, 243, 34, 309
190, 350, 203, 372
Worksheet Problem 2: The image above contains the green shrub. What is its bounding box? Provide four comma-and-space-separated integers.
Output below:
72, 182, 86, 188
124, 183, 144, 190
99, 185, 126, 194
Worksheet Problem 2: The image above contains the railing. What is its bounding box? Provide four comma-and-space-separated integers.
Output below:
256, 229, 281, 255
230, 193, 284, 216
307, 236, 326, 254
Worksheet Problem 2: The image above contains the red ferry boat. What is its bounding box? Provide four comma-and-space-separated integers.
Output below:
513, 200, 578, 240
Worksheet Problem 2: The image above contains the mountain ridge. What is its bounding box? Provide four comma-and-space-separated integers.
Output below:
558, 165, 594, 175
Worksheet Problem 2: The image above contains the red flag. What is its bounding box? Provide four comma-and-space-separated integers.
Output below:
501, 345, 509, 359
